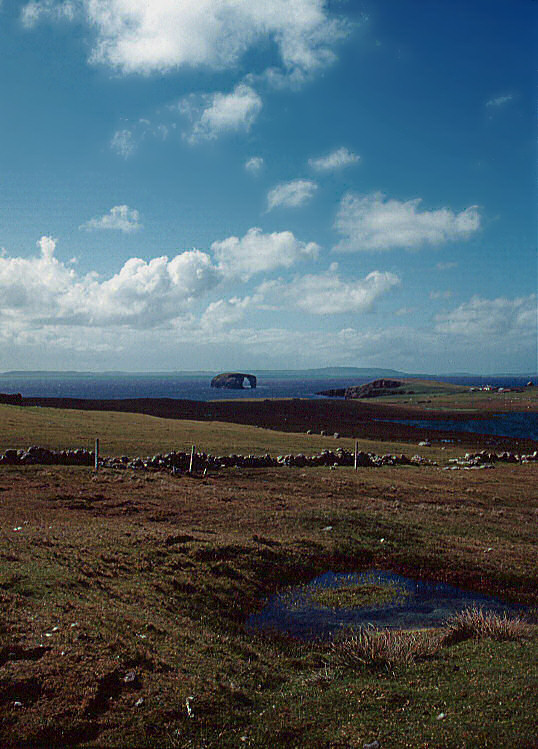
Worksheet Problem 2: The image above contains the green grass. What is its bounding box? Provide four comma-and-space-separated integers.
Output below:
310, 582, 407, 609
0, 403, 461, 462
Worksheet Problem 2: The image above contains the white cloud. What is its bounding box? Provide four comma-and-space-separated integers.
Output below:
429, 290, 453, 300
111, 129, 136, 159
267, 179, 318, 211
80, 205, 142, 233
211, 227, 319, 280
110, 120, 171, 158
486, 94, 513, 108
308, 147, 360, 172
21, 0, 76, 28
0, 237, 220, 330
22, 0, 348, 81
245, 156, 264, 174
258, 269, 400, 314
200, 297, 252, 330
435, 295, 536, 339
334, 192, 480, 252
180, 84, 262, 143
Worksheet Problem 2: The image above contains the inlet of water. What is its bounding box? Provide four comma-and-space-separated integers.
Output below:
247, 569, 526, 639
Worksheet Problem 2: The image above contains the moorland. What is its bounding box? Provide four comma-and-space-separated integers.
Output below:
0, 381, 537, 747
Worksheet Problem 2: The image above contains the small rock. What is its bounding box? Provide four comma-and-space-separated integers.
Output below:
321, 526, 333, 532
363, 741, 380, 749
135, 697, 144, 707
437, 712, 446, 720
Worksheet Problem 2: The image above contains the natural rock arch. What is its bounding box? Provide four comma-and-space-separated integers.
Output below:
210, 372, 257, 389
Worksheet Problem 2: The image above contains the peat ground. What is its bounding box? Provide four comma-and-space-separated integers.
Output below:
0, 399, 537, 747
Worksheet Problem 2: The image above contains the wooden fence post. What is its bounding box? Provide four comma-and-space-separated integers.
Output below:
189, 445, 196, 474
354, 440, 358, 471
94, 438, 99, 472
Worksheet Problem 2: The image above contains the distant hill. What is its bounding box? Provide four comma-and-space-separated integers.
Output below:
2, 368, 536, 379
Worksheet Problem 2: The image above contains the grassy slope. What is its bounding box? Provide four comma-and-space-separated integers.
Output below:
0, 404, 463, 463
0, 404, 536, 747
353, 380, 538, 412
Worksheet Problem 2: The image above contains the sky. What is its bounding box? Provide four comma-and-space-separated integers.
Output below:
0, 0, 536, 374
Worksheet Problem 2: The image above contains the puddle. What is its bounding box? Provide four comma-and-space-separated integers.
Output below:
247, 569, 527, 639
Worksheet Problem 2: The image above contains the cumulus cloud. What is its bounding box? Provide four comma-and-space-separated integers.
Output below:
200, 297, 252, 330
211, 227, 319, 280
308, 146, 360, 172
267, 179, 318, 211
21, 0, 76, 28
245, 156, 264, 174
80, 205, 142, 233
486, 94, 513, 108
0, 236, 220, 330
334, 192, 480, 252
110, 129, 136, 159
435, 295, 536, 339
179, 84, 262, 143
258, 268, 400, 314
22, 0, 348, 81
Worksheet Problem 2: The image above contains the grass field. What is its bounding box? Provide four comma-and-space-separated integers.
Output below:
0, 403, 465, 463
0, 404, 536, 747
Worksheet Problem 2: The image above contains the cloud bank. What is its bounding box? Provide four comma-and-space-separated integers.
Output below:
0, 237, 219, 329
259, 269, 400, 314
435, 295, 536, 338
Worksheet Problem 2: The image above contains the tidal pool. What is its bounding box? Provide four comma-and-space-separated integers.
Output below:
247, 569, 527, 639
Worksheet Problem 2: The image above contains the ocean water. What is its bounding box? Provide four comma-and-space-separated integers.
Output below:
0, 372, 534, 401
0, 374, 371, 401
384, 413, 538, 441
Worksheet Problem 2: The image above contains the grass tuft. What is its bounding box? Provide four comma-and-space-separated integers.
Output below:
442, 607, 532, 645
329, 626, 442, 673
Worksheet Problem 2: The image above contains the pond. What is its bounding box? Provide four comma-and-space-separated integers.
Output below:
247, 569, 527, 640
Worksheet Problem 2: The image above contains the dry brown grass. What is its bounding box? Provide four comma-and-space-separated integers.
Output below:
329, 627, 443, 672
443, 607, 532, 645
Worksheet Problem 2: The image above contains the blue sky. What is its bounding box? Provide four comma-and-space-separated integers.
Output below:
0, 0, 536, 373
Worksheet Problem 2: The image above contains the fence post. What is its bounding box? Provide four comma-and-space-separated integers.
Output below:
354, 440, 358, 471
94, 438, 99, 472
189, 445, 196, 474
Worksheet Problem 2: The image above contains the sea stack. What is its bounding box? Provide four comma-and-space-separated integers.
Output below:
211, 373, 257, 389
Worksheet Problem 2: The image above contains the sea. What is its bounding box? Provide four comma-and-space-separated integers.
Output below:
1, 372, 537, 440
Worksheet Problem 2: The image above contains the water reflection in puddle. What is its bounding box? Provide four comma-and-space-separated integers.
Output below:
247, 569, 526, 639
